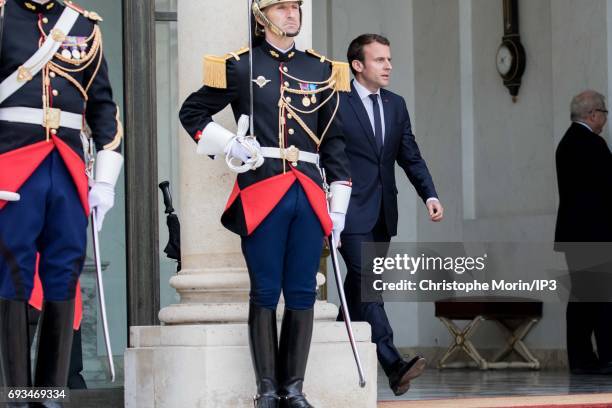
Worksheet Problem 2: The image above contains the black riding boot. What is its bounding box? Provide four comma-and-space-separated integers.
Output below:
33, 300, 75, 408
249, 304, 280, 408
0, 299, 32, 408
278, 308, 314, 408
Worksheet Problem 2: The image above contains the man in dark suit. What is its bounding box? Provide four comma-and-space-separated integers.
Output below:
555, 90, 612, 375
336, 34, 444, 396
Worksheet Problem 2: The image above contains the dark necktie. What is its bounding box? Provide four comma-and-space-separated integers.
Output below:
369, 94, 383, 154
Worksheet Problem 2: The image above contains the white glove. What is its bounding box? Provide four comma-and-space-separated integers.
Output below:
0, 191, 20, 201
88, 150, 123, 231
225, 139, 252, 162
330, 211, 346, 247
224, 115, 264, 173
89, 182, 114, 231
224, 135, 264, 173
197, 115, 264, 173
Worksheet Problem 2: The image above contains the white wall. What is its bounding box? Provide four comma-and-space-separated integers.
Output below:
315, 0, 422, 346
318, 0, 612, 352
412, 0, 463, 348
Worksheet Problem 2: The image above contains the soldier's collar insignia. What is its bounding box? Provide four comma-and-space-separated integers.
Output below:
261, 40, 296, 62
253, 76, 271, 88
18, 0, 58, 13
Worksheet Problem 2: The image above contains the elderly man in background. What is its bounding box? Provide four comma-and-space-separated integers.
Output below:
555, 90, 612, 375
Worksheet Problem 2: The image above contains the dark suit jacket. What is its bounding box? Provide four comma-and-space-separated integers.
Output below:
555, 122, 612, 249
338, 81, 438, 236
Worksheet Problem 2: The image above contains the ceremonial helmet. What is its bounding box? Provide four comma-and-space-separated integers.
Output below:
252, 0, 304, 38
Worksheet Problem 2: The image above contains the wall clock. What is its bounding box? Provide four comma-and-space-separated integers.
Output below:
496, 0, 526, 103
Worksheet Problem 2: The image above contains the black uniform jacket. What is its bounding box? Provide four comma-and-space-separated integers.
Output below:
180, 41, 350, 236
0, 0, 121, 212
554, 122, 612, 250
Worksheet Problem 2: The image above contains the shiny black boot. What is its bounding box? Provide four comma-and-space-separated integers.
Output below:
0, 299, 32, 408
278, 308, 314, 408
249, 304, 280, 408
33, 300, 75, 408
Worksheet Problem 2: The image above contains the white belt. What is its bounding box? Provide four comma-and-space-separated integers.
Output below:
261, 146, 319, 166
0, 107, 83, 130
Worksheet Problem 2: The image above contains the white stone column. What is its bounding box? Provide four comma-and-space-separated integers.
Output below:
125, 2, 377, 406
160, 0, 253, 323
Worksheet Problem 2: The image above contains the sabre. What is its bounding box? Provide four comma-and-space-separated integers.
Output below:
248, 0, 255, 135
0, 0, 6, 59
90, 209, 115, 382
322, 169, 367, 388
85, 136, 115, 382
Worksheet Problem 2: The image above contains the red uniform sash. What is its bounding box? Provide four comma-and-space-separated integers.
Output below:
225, 167, 333, 236
0, 136, 89, 214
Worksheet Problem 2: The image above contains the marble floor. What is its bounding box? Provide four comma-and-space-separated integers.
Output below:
76, 367, 612, 406
377, 367, 612, 402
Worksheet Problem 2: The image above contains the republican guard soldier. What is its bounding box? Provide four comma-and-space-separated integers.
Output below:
179, 1, 353, 406
0, 0, 123, 405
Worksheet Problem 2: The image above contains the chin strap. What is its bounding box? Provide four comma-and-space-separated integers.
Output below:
252, 1, 301, 38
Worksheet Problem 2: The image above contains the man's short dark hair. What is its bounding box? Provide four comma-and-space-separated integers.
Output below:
347, 34, 391, 76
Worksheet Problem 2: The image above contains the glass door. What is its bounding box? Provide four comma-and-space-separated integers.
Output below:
77, 0, 126, 390
155, 0, 180, 309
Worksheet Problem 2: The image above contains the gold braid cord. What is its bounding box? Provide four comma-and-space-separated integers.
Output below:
278, 67, 340, 158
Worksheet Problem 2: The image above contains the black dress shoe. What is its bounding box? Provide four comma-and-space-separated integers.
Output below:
388, 356, 426, 396
592, 361, 612, 375
596, 362, 612, 375
571, 361, 606, 375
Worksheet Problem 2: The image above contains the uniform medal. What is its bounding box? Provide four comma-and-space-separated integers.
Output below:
299, 82, 318, 107
60, 36, 88, 60
79, 43, 88, 58
71, 46, 81, 60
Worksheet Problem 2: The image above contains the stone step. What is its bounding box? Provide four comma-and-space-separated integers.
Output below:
158, 300, 339, 324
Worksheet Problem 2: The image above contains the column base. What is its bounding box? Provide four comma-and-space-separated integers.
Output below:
125, 321, 377, 407
159, 300, 340, 325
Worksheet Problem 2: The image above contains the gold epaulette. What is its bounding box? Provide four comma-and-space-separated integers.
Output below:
203, 46, 249, 89
64, 0, 103, 21
306, 49, 351, 92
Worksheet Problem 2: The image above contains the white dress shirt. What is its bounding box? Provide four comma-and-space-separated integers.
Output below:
266, 40, 295, 54
574, 121, 593, 133
353, 78, 385, 142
